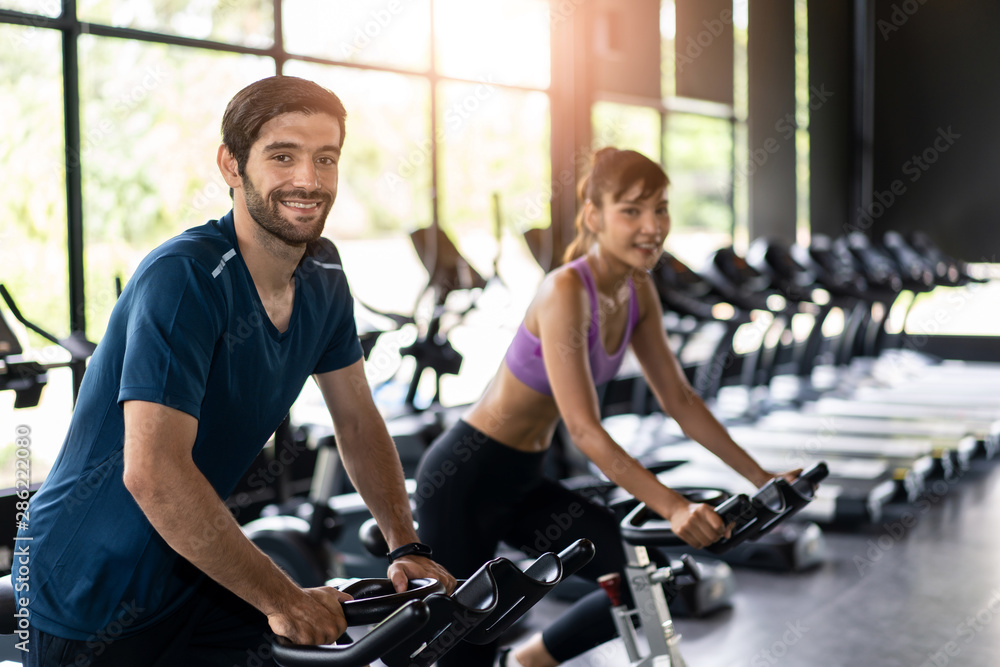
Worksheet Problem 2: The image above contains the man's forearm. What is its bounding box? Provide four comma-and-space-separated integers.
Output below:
313, 362, 421, 552
336, 421, 419, 551
126, 457, 301, 614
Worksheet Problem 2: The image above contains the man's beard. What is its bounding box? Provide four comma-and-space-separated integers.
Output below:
242, 172, 334, 246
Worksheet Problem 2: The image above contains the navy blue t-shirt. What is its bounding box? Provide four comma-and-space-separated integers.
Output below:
19, 211, 363, 639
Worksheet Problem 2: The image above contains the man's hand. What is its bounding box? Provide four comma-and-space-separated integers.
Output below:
267, 586, 354, 646
389, 555, 458, 595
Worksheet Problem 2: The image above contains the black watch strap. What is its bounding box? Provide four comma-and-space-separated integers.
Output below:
387, 542, 433, 563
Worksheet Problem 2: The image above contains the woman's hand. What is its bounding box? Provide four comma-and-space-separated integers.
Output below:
666, 501, 731, 550
749, 468, 803, 488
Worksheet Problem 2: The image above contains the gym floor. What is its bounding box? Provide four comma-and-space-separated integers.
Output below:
1, 453, 996, 666
510, 459, 1000, 667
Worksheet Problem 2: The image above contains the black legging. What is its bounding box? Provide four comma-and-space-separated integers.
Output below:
414, 420, 632, 666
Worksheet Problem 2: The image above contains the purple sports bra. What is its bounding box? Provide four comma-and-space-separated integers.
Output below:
504, 255, 640, 396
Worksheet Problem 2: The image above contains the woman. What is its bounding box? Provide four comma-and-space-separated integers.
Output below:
415, 148, 798, 666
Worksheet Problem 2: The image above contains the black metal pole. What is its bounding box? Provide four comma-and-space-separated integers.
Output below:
62, 0, 86, 404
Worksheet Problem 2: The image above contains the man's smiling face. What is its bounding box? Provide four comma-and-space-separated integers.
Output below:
238, 111, 341, 245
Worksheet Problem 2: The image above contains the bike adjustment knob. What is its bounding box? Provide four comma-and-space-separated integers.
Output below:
598, 573, 624, 607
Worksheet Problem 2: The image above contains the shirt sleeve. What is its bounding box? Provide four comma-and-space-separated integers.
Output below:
118, 255, 226, 419
306, 241, 364, 375
312, 279, 364, 375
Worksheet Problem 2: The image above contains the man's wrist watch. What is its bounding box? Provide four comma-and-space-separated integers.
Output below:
387, 542, 434, 563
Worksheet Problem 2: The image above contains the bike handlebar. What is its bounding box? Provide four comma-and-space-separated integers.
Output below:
272, 599, 430, 667
621, 462, 829, 552
272, 538, 596, 667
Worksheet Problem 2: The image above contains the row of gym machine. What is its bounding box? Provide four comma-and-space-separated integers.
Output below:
220, 225, 995, 664
0, 229, 827, 666
221, 223, 832, 665
1, 224, 995, 665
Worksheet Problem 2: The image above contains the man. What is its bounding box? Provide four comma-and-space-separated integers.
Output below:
18, 75, 453, 666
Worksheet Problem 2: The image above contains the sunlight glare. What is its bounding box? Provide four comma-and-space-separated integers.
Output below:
434, 0, 550, 88
660, 0, 676, 40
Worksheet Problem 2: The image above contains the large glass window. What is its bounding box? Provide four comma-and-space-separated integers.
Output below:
78, 0, 274, 48
437, 83, 550, 271
732, 0, 749, 248
656, 0, 740, 265
0, 24, 67, 339
0, 0, 59, 15
660, 0, 676, 98
435, 82, 550, 405
285, 61, 433, 315
592, 101, 661, 160
434, 0, 550, 89
794, 0, 810, 244
283, 0, 431, 72
664, 112, 734, 264
0, 23, 69, 487
78, 36, 273, 340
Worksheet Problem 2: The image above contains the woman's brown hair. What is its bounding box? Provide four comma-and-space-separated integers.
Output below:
562, 148, 669, 264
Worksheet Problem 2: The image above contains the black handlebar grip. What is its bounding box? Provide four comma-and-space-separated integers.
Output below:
620, 504, 687, 547
707, 462, 830, 554
557, 539, 596, 578
619, 463, 829, 553
713, 493, 756, 528
272, 599, 430, 667
795, 462, 829, 494
338, 578, 443, 627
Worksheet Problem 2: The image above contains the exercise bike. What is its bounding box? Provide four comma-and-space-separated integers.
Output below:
0, 284, 97, 408
599, 462, 828, 667
0, 539, 595, 667
269, 538, 595, 667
